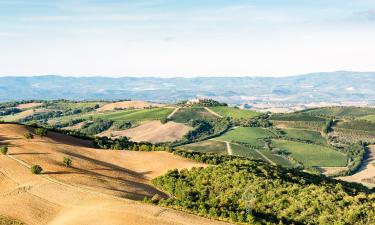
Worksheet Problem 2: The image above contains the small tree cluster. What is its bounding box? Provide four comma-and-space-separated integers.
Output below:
31, 165, 43, 174
0, 146, 8, 155
34, 128, 48, 136
23, 132, 34, 139
63, 157, 72, 167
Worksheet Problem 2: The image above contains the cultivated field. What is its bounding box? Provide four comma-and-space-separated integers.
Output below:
282, 128, 327, 145
15, 102, 43, 109
0, 124, 229, 225
273, 140, 347, 167
340, 145, 375, 188
170, 107, 218, 123
97, 101, 164, 112
176, 140, 228, 155
216, 127, 275, 147
94, 107, 174, 122
98, 120, 192, 143
207, 106, 260, 119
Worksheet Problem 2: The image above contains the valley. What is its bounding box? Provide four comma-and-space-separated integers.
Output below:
1, 99, 375, 224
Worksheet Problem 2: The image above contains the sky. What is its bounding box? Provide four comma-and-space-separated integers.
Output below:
1, 0, 375, 77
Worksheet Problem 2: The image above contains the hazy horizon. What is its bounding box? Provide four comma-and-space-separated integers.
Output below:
0, 70, 374, 79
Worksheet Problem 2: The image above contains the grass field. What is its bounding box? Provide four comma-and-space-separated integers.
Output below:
282, 128, 326, 145
171, 107, 218, 123
258, 149, 295, 168
208, 106, 260, 119
272, 120, 327, 131
302, 107, 375, 118
94, 107, 173, 122
230, 143, 264, 160
216, 127, 275, 147
360, 114, 375, 122
176, 140, 228, 155
273, 140, 347, 167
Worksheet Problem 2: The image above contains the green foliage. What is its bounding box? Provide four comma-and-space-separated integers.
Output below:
272, 140, 347, 167
302, 106, 375, 119
80, 119, 112, 136
34, 128, 48, 136
152, 160, 375, 225
178, 99, 227, 107
23, 132, 34, 139
230, 143, 264, 160
0, 146, 8, 155
63, 157, 72, 167
94, 136, 170, 152
208, 106, 260, 119
216, 127, 275, 147
176, 140, 228, 155
281, 128, 327, 145
231, 114, 272, 128
95, 107, 173, 122
31, 165, 43, 174
171, 107, 218, 123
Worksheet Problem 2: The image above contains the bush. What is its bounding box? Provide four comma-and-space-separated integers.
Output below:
63, 157, 72, 167
0, 146, 8, 155
31, 165, 43, 174
23, 132, 34, 139
34, 128, 48, 136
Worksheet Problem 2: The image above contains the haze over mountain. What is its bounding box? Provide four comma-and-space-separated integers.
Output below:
0, 71, 374, 105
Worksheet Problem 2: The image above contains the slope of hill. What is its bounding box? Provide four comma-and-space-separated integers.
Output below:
0, 124, 227, 225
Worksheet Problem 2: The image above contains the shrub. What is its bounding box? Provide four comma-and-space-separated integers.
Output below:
23, 132, 34, 139
34, 128, 48, 136
0, 146, 8, 155
63, 157, 72, 167
31, 165, 43, 174
160, 117, 168, 124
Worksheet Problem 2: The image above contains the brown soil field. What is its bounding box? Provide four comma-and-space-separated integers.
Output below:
98, 120, 192, 143
0, 124, 227, 225
339, 145, 375, 188
317, 167, 348, 176
15, 103, 43, 109
97, 101, 164, 112
61, 122, 87, 131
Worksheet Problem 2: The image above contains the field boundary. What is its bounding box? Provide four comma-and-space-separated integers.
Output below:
204, 107, 223, 118
167, 107, 180, 119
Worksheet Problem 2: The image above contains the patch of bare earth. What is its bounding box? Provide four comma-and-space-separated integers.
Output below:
61, 122, 86, 131
0, 124, 228, 225
15, 102, 43, 109
99, 120, 192, 143
97, 101, 164, 112
339, 145, 375, 188
317, 167, 348, 176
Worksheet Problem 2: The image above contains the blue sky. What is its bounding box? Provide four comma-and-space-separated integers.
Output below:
1, 0, 375, 77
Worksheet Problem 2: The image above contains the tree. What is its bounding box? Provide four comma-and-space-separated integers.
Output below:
34, 128, 48, 136
63, 157, 72, 167
23, 132, 34, 139
0, 146, 8, 155
31, 165, 43, 174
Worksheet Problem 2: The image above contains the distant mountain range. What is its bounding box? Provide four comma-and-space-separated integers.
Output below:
0, 71, 374, 105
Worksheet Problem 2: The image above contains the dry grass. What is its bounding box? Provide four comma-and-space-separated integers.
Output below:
0, 124, 225, 225
339, 145, 375, 188
97, 101, 164, 112
98, 120, 192, 143
15, 103, 43, 109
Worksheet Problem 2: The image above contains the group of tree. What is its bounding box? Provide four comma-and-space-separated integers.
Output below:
151, 159, 375, 225
93, 136, 170, 152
